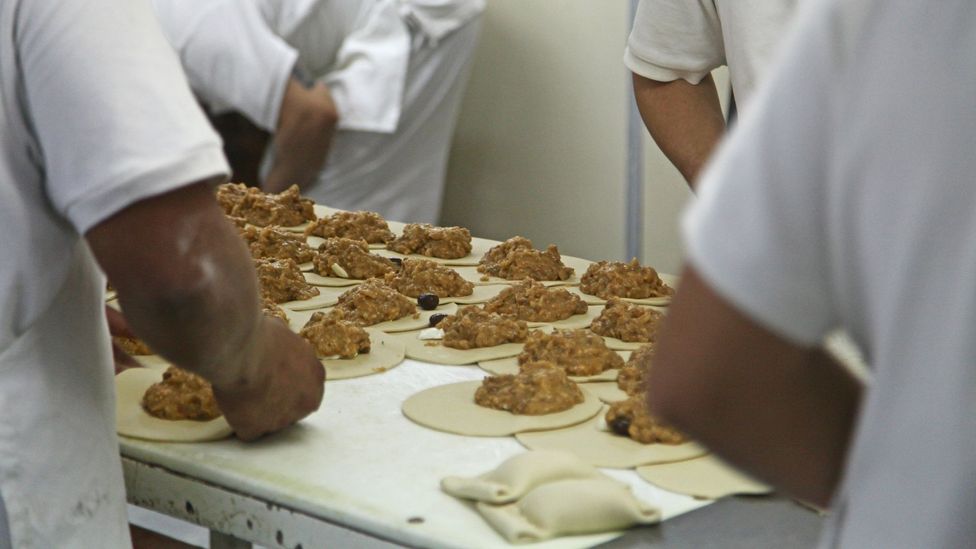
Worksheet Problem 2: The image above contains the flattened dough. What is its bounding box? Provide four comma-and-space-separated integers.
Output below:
635, 455, 771, 500
442, 450, 602, 504
402, 380, 602, 436
571, 273, 678, 307
288, 302, 458, 334
583, 382, 630, 404
444, 284, 507, 305
115, 368, 233, 442
303, 271, 367, 288
374, 236, 496, 266
279, 287, 345, 311
454, 254, 592, 288
516, 412, 706, 468
525, 305, 603, 331
475, 478, 660, 544
394, 325, 550, 365
322, 329, 405, 380
600, 336, 646, 351
478, 351, 631, 383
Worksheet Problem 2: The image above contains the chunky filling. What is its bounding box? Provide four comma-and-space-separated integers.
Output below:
313, 238, 396, 280
475, 361, 584, 415
299, 312, 371, 358
255, 257, 320, 303
477, 236, 573, 281
142, 366, 221, 421
605, 396, 685, 445
386, 223, 472, 259
113, 336, 153, 356
261, 297, 290, 324
330, 279, 418, 326
439, 306, 528, 350
589, 298, 663, 343
216, 183, 315, 227
383, 258, 473, 298
580, 259, 673, 300
483, 279, 587, 322
617, 343, 653, 396
240, 224, 314, 263
304, 211, 395, 244
517, 329, 623, 376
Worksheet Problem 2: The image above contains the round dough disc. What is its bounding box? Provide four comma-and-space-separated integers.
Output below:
402, 380, 603, 437
571, 273, 678, 307
323, 329, 405, 380
302, 271, 367, 288
287, 302, 457, 333
280, 288, 344, 311
478, 355, 626, 383
453, 266, 581, 288
280, 221, 313, 233
394, 324, 548, 365
583, 382, 630, 404
635, 455, 771, 499
599, 336, 646, 351
115, 368, 233, 442
526, 305, 603, 331
515, 412, 706, 468
375, 236, 497, 267
442, 284, 507, 305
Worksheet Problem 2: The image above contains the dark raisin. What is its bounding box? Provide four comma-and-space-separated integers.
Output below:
429, 313, 448, 327
418, 293, 439, 310
388, 257, 403, 268
609, 416, 632, 436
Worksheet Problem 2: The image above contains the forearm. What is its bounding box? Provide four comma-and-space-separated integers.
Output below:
263, 80, 338, 193
632, 73, 726, 187
649, 267, 863, 507
87, 182, 265, 390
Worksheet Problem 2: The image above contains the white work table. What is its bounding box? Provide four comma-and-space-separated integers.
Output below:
121, 357, 713, 548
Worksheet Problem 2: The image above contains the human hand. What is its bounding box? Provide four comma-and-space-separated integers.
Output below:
213, 317, 325, 441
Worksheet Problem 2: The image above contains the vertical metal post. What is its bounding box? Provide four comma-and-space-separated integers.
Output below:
625, 0, 644, 262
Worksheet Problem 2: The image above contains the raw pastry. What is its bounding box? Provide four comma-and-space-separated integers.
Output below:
475, 363, 584, 415
580, 259, 673, 300
312, 238, 396, 280
320, 329, 406, 381
304, 210, 395, 244
635, 455, 771, 500
441, 450, 602, 504
386, 223, 472, 259
518, 329, 624, 376
115, 368, 232, 442
589, 298, 663, 343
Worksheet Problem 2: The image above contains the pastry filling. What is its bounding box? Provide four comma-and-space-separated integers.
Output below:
605, 396, 685, 445
517, 329, 623, 376
240, 224, 314, 264
475, 362, 584, 415
255, 257, 320, 303
216, 183, 315, 227
384, 258, 474, 298
304, 211, 394, 244
589, 298, 663, 343
386, 223, 472, 259
483, 279, 586, 322
477, 236, 573, 281
313, 237, 396, 280
331, 279, 418, 326
580, 259, 673, 300
299, 311, 371, 358
617, 343, 653, 396
142, 366, 221, 421
439, 306, 528, 350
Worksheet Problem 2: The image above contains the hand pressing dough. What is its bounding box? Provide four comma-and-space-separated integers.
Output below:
476, 478, 660, 544
402, 380, 602, 436
442, 450, 602, 504
635, 455, 771, 499
374, 236, 497, 266
321, 329, 405, 380
571, 273, 678, 307
516, 412, 706, 468
478, 352, 631, 383
115, 368, 232, 442
287, 303, 457, 334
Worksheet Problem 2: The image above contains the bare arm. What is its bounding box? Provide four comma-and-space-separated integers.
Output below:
263, 79, 339, 193
649, 267, 863, 507
87, 180, 324, 440
632, 73, 726, 188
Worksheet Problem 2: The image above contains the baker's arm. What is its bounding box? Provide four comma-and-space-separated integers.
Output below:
86, 180, 324, 440
632, 73, 726, 188
648, 266, 863, 507
262, 79, 339, 193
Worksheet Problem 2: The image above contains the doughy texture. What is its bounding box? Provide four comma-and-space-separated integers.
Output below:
475, 363, 584, 415
115, 368, 232, 442
589, 298, 663, 343
255, 257, 320, 303
440, 306, 528, 350
635, 455, 771, 500
386, 223, 472, 259
483, 280, 587, 322
401, 380, 602, 436
580, 259, 673, 300
217, 183, 315, 227
320, 329, 405, 381
475, 478, 660, 544
441, 450, 602, 504
299, 312, 371, 358
477, 236, 574, 281
304, 210, 394, 244
518, 329, 623, 376
312, 237, 396, 280
516, 413, 706, 468
240, 224, 314, 264
383, 258, 473, 298
331, 279, 417, 326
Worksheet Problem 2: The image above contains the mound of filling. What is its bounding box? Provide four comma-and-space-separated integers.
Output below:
216, 183, 315, 227
304, 211, 395, 244
299, 311, 371, 358
331, 279, 417, 326
440, 306, 528, 350
386, 223, 472, 259
589, 298, 663, 343
483, 279, 587, 322
313, 238, 397, 279
255, 257, 320, 303
475, 361, 584, 415
142, 366, 221, 421
261, 297, 289, 324
517, 329, 623, 376
605, 396, 685, 445
240, 224, 314, 263
383, 258, 473, 298
580, 259, 673, 300
477, 236, 573, 281
617, 343, 653, 396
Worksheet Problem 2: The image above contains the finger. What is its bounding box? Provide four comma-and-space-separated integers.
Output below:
105, 305, 135, 337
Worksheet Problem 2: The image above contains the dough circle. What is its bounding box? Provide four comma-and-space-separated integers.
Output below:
395, 325, 551, 365
402, 380, 603, 437
115, 368, 233, 442
572, 273, 678, 307
287, 303, 457, 334
582, 382, 630, 404
635, 455, 771, 499
375, 236, 497, 267
478, 355, 627, 383
525, 305, 603, 331
322, 329, 405, 380
515, 412, 706, 468
280, 289, 344, 311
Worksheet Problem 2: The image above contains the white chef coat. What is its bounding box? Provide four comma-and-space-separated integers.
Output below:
0, 0, 228, 545
684, 0, 976, 546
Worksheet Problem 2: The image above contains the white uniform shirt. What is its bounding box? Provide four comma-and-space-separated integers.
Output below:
684, 0, 976, 546
626, 0, 799, 110
0, 0, 227, 545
